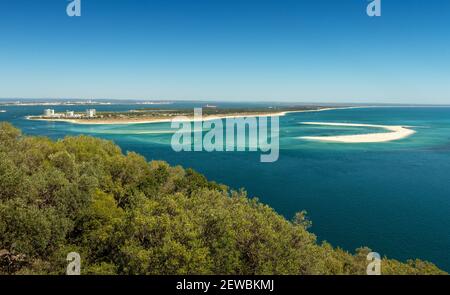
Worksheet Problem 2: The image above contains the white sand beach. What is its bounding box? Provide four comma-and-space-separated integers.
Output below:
300, 122, 416, 143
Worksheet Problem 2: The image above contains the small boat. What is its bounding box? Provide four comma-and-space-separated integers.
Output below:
0, 110, 6, 113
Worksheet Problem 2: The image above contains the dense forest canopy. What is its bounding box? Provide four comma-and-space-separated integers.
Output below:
0, 122, 445, 274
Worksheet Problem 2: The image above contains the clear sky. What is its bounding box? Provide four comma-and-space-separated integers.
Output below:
0, 0, 449, 104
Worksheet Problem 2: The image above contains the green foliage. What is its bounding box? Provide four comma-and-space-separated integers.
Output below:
0, 123, 446, 275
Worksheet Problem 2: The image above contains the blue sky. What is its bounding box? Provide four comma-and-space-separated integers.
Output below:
0, 0, 449, 103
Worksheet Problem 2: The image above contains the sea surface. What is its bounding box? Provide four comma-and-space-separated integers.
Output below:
1, 101, 449, 271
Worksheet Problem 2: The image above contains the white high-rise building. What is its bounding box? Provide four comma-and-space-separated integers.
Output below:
86, 109, 96, 118
43, 109, 55, 117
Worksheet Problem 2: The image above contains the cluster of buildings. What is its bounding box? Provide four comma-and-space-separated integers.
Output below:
43, 109, 97, 119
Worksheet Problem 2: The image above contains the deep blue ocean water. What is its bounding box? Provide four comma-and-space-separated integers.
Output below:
1, 102, 449, 271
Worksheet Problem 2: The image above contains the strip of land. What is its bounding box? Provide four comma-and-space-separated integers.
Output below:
27, 106, 354, 125
27, 111, 288, 125
300, 122, 416, 143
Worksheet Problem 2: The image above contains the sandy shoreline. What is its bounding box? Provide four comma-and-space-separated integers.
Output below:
300, 122, 416, 143
26, 112, 287, 125
26, 107, 357, 125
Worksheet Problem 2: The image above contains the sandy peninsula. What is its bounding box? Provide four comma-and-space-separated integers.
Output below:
300, 122, 416, 143
27, 111, 289, 125
27, 107, 354, 125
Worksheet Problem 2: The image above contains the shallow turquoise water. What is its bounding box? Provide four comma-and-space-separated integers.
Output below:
2, 104, 450, 271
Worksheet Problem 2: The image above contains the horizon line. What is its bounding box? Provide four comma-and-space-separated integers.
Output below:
1, 97, 450, 107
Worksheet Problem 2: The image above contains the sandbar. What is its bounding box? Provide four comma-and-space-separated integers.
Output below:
300, 122, 416, 143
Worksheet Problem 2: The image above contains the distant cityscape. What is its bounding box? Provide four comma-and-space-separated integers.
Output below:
0, 99, 174, 107
0, 100, 109, 107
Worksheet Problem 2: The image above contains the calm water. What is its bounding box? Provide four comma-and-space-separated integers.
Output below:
1, 102, 449, 271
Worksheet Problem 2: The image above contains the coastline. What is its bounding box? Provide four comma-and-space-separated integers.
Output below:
25, 106, 361, 125
26, 112, 287, 125
300, 122, 416, 143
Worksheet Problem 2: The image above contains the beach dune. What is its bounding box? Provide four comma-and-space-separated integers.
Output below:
300, 122, 416, 143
